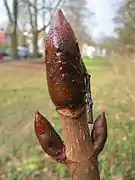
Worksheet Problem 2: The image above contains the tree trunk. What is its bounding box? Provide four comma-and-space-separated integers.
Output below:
11, 0, 18, 60
33, 32, 38, 58
11, 27, 18, 60
33, 0, 38, 58
4, 0, 18, 60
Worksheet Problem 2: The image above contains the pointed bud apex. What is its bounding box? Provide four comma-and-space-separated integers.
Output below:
45, 9, 86, 109
35, 111, 66, 162
91, 112, 107, 157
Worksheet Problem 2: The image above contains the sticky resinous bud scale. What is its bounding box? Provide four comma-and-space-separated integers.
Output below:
45, 9, 86, 109
35, 111, 66, 162
91, 112, 107, 157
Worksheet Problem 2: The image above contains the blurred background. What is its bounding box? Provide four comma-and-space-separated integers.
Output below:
0, 0, 135, 179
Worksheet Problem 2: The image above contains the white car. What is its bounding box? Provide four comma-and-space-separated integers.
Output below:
17, 46, 29, 58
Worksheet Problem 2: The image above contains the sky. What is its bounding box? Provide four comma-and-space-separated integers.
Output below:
87, 0, 122, 40
0, 0, 122, 40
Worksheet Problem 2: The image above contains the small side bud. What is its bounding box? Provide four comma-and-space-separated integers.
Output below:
34, 111, 66, 163
91, 112, 107, 157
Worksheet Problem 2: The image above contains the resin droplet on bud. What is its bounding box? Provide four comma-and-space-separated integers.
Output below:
91, 112, 107, 157
45, 9, 86, 109
35, 111, 66, 162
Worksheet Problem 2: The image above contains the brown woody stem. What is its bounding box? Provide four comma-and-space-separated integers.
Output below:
58, 106, 100, 179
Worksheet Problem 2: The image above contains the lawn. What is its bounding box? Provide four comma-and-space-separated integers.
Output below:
0, 58, 135, 179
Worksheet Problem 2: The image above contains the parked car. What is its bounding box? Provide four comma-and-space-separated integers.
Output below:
17, 45, 29, 59
0, 49, 9, 59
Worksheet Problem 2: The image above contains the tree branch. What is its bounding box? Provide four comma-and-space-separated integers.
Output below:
26, 0, 34, 30
38, 0, 62, 33
4, 0, 13, 23
13, 0, 18, 31
127, 11, 135, 30
28, 1, 54, 11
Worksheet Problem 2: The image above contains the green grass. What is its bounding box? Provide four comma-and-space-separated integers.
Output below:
0, 58, 135, 179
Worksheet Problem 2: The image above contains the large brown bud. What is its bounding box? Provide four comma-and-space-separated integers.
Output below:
45, 9, 86, 109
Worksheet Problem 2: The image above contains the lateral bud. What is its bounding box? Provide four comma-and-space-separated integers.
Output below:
34, 111, 66, 163
91, 112, 107, 157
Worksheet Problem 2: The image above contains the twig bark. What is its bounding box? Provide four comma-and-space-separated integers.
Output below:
58, 107, 100, 179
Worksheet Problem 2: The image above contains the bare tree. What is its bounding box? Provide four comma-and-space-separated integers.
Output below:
4, 0, 18, 59
114, 0, 135, 55
62, 0, 94, 51
17, 1, 29, 35
39, 0, 63, 32
20, 0, 62, 58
